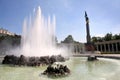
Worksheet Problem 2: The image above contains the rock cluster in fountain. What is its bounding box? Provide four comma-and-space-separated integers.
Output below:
87, 55, 98, 61
2, 55, 65, 66
42, 64, 70, 77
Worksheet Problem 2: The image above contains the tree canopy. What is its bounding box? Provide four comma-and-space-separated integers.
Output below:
92, 33, 120, 42
0, 34, 21, 47
61, 35, 74, 43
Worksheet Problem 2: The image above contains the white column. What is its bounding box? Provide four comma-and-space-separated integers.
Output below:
108, 44, 110, 52
100, 44, 102, 52
115, 43, 118, 52
74, 46, 76, 54
104, 44, 106, 52
112, 43, 114, 52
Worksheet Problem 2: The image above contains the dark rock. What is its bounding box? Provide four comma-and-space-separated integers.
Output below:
49, 55, 57, 64
27, 57, 40, 66
2, 54, 66, 66
39, 56, 50, 65
42, 64, 70, 77
18, 55, 28, 66
2, 55, 19, 65
56, 55, 65, 62
87, 56, 98, 61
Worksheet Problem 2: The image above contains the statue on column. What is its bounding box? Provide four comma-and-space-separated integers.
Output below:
84, 11, 95, 52
84, 11, 98, 61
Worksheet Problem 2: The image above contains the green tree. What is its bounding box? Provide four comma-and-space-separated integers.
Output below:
113, 34, 120, 40
104, 33, 112, 41
92, 33, 120, 42
91, 37, 98, 42
91, 37, 104, 42
61, 35, 74, 43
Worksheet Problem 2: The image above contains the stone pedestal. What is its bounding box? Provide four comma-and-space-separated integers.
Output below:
87, 55, 98, 61
85, 43, 95, 51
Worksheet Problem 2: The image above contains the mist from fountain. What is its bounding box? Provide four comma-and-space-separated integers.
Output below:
21, 6, 68, 57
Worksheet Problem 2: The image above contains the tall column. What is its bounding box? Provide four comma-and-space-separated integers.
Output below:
108, 44, 110, 52
118, 42, 120, 51
96, 45, 99, 51
75, 46, 76, 54
85, 11, 91, 43
115, 43, 118, 52
100, 44, 102, 52
112, 43, 114, 52
104, 44, 106, 52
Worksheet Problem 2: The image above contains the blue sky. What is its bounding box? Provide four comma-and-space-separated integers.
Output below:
0, 0, 120, 42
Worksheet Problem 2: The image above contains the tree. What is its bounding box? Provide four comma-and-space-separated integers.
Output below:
61, 35, 74, 43
0, 34, 21, 55
91, 37, 98, 42
91, 37, 104, 42
92, 33, 120, 42
97, 37, 104, 42
113, 34, 120, 40
104, 33, 112, 41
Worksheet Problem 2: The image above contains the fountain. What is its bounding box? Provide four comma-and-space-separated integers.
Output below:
1, 7, 70, 78
1, 6, 71, 78
21, 6, 67, 57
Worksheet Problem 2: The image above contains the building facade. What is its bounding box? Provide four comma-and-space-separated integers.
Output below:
58, 42, 85, 54
0, 28, 15, 36
95, 40, 120, 53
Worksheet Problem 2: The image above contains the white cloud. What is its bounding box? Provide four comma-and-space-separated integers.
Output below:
93, 34, 104, 37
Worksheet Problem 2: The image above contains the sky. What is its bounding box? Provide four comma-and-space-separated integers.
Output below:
0, 0, 120, 42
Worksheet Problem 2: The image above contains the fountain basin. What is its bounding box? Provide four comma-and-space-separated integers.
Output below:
0, 57, 120, 80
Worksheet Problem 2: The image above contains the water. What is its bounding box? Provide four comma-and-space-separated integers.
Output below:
21, 6, 68, 57
0, 57, 120, 80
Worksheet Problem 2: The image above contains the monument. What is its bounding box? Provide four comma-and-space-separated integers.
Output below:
84, 11, 95, 51
85, 11, 91, 44
84, 11, 97, 61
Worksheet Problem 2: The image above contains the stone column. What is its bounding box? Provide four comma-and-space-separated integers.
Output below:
100, 44, 102, 52
112, 43, 114, 52
96, 45, 99, 51
115, 43, 118, 52
74, 46, 76, 54
104, 44, 106, 52
108, 44, 110, 52
118, 42, 120, 51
